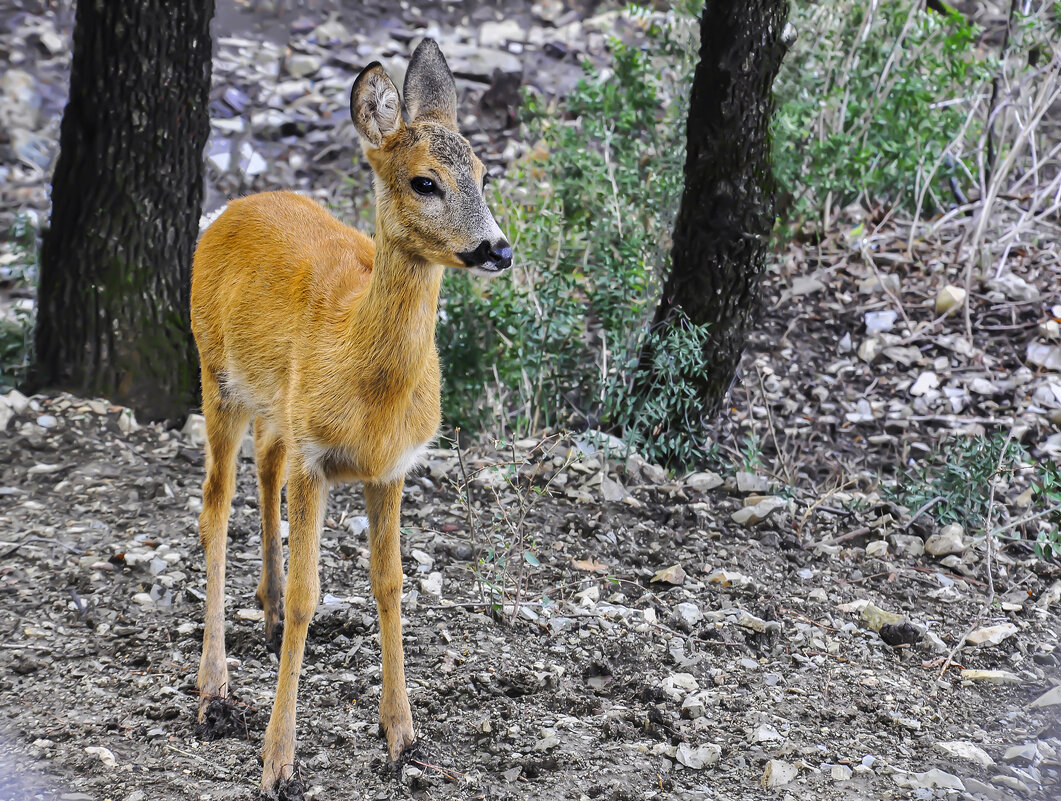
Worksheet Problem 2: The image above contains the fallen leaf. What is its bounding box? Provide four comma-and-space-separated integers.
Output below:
572, 557, 609, 574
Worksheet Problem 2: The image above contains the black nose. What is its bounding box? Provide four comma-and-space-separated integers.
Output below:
458, 239, 512, 271
489, 239, 513, 270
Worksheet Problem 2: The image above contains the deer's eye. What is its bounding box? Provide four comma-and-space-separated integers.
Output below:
411, 177, 437, 196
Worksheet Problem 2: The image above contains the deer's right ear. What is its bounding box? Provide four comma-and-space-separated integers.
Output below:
350, 62, 402, 149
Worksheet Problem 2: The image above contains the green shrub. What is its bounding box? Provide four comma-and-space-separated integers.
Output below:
772, 1, 993, 223
1, 213, 38, 392
438, 10, 709, 466
884, 433, 1024, 532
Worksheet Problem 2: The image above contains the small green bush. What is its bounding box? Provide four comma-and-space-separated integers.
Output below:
438, 11, 709, 466
772, 1, 993, 223
1, 213, 38, 392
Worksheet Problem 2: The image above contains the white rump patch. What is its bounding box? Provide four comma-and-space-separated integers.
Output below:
381, 442, 429, 484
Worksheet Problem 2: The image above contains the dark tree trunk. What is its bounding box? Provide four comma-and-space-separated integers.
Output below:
649, 0, 790, 415
32, 0, 214, 422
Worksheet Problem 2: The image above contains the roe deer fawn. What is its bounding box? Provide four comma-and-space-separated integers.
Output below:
190, 39, 511, 793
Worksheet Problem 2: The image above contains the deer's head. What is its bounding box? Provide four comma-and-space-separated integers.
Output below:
351, 39, 512, 275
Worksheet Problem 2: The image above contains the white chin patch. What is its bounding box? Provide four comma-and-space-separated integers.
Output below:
469, 264, 506, 278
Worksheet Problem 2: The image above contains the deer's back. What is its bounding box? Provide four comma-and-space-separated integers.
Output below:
191, 191, 374, 415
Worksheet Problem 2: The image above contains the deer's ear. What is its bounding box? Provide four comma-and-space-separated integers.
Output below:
351, 62, 402, 149
403, 38, 458, 130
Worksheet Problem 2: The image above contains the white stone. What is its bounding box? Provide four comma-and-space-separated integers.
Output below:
935, 285, 966, 315
285, 53, 322, 78
735, 471, 769, 493
1030, 685, 1061, 708
761, 759, 798, 788
85, 746, 116, 768
831, 764, 853, 781
4, 389, 30, 415
731, 496, 786, 525
674, 602, 702, 627
675, 743, 721, 770
1027, 342, 1061, 371
935, 741, 995, 768
925, 524, 965, 556
686, 471, 723, 492
865, 310, 898, 333
420, 572, 443, 597
750, 724, 783, 743
865, 540, 889, 558
893, 768, 964, 791
181, 413, 206, 446
910, 371, 940, 396
965, 622, 1018, 647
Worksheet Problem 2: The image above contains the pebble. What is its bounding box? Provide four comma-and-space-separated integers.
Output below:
925, 523, 965, 556
889, 533, 924, 557
731, 496, 786, 525
864, 309, 897, 333
935, 741, 994, 767
660, 672, 699, 701
675, 743, 720, 770
1029, 685, 1061, 707
966, 622, 1018, 647
685, 471, 723, 492
893, 768, 964, 791
735, 471, 769, 493
84, 745, 116, 768
681, 691, 710, 719
750, 723, 782, 743
865, 539, 888, 558
420, 572, 443, 597
706, 569, 752, 588
990, 775, 1032, 795
860, 602, 905, 632
285, 53, 322, 78
36, 414, 57, 428
761, 759, 798, 788
181, 413, 206, 446
960, 669, 1022, 684
1002, 743, 1037, 763
132, 592, 155, 607
831, 764, 853, 781
910, 371, 940, 397
346, 516, 370, 536
673, 601, 702, 628
935, 284, 966, 315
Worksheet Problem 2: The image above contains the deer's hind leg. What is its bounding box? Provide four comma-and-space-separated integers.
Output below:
196, 372, 251, 723
254, 416, 287, 655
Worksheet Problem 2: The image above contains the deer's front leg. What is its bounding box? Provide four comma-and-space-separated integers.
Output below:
365, 478, 416, 760
260, 467, 326, 793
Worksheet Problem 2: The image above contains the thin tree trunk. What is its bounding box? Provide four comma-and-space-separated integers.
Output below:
649, 0, 790, 417
32, 0, 214, 422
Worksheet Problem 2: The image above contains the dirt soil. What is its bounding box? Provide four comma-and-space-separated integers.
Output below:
1, 394, 1060, 801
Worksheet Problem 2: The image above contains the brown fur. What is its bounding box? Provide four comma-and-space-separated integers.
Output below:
191, 39, 509, 792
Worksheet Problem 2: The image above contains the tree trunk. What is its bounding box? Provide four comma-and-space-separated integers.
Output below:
32, 0, 214, 422
649, 0, 790, 415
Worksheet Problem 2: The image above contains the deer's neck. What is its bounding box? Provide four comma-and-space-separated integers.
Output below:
345, 231, 443, 398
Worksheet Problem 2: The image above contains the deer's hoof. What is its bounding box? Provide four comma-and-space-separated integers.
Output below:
258, 774, 305, 801
264, 616, 284, 656
195, 695, 253, 741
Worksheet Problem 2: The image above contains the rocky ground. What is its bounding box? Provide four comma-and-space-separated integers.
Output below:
2, 0, 1061, 800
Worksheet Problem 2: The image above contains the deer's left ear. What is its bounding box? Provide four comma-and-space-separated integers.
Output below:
403, 38, 458, 130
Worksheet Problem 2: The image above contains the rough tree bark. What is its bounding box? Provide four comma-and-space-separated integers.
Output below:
32, 0, 214, 421
648, 0, 791, 416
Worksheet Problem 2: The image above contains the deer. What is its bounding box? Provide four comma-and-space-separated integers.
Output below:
189, 39, 512, 794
